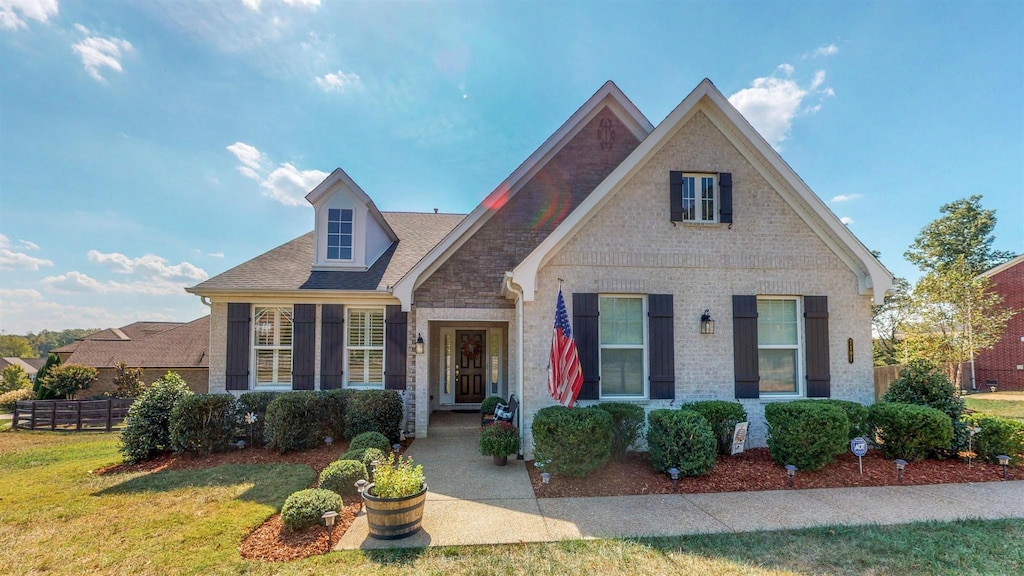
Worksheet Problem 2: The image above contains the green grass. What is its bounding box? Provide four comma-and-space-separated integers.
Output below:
965, 397, 1024, 421
1, 431, 1022, 575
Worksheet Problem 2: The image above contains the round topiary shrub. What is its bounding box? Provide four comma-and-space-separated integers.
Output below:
169, 394, 238, 455
480, 396, 506, 415
869, 402, 953, 461
678, 400, 747, 456
883, 360, 966, 455
964, 414, 1024, 465
120, 372, 193, 463
343, 390, 404, 442
339, 447, 386, 472
593, 402, 645, 460
647, 409, 716, 476
532, 406, 612, 478
281, 488, 343, 531
349, 431, 391, 453
264, 391, 323, 453
764, 400, 849, 471
319, 459, 368, 499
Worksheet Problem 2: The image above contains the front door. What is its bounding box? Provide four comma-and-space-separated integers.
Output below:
455, 330, 486, 403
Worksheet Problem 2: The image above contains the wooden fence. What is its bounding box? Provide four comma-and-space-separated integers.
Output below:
873, 362, 971, 401
12, 399, 134, 431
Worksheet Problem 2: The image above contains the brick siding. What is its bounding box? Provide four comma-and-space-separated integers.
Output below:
975, 259, 1024, 391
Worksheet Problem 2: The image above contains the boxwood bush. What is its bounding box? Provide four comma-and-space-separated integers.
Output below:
349, 431, 391, 453
678, 400, 747, 455
647, 409, 716, 476
869, 402, 953, 461
594, 402, 645, 460
319, 459, 368, 499
764, 400, 849, 471
532, 405, 612, 477
236, 391, 279, 447
320, 389, 349, 441
480, 396, 506, 415
281, 488, 343, 531
169, 394, 238, 455
339, 447, 386, 472
264, 391, 324, 453
883, 360, 966, 455
963, 413, 1024, 465
815, 399, 870, 441
343, 390, 404, 442
120, 372, 193, 463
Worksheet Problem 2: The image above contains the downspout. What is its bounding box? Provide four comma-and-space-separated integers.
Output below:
503, 273, 526, 459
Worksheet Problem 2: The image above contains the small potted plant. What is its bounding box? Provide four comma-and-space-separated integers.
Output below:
480, 395, 506, 426
361, 453, 427, 540
479, 421, 521, 466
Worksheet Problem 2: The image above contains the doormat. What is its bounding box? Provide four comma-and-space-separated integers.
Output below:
451, 409, 478, 414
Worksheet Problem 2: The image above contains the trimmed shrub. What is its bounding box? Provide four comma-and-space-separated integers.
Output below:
42, 363, 97, 399
479, 421, 520, 457
869, 402, 953, 461
343, 390, 404, 442
647, 409, 716, 476
349, 431, 391, 453
281, 489, 343, 531
320, 389, 349, 441
168, 394, 238, 455
264, 391, 323, 453
339, 447, 386, 471
0, 388, 34, 412
237, 391, 280, 448
884, 360, 967, 454
594, 402, 645, 460
319, 459, 368, 499
816, 399, 870, 441
532, 406, 612, 478
764, 401, 849, 471
679, 400, 747, 455
120, 372, 194, 463
964, 414, 1024, 465
480, 396, 506, 415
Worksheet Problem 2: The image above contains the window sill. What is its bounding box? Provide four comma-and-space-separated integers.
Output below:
677, 221, 725, 228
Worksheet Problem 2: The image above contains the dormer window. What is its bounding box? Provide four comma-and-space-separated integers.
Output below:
327, 208, 354, 260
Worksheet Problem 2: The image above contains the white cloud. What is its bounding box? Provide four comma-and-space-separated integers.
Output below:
807, 44, 839, 58
0, 289, 182, 333
830, 194, 863, 203
0, 288, 42, 300
18, 239, 40, 250
226, 142, 327, 206
729, 65, 834, 147
0, 0, 58, 30
41, 271, 188, 296
0, 234, 54, 270
87, 250, 209, 281
72, 26, 134, 82
315, 69, 362, 93
208, 251, 225, 258
840, 216, 854, 225
240, 0, 261, 10
282, 0, 320, 6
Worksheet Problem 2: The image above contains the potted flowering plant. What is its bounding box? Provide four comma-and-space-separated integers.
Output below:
361, 453, 427, 539
479, 421, 521, 466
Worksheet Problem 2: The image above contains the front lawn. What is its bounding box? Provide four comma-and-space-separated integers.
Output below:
965, 396, 1024, 422
1, 430, 1022, 575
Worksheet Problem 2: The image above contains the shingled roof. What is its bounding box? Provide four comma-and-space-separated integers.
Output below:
188, 211, 465, 294
58, 316, 210, 369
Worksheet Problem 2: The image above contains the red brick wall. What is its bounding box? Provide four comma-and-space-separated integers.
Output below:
415, 106, 641, 308
975, 260, 1024, 391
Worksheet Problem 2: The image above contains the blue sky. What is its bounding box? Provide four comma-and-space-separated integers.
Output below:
1, 0, 1021, 335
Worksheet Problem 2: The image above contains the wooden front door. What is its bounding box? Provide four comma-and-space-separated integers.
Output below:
455, 330, 486, 403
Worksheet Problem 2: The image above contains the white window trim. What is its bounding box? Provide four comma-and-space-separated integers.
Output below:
326, 208, 355, 263
757, 296, 805, 398
598, 294, 648, 400
251, 305, 294, 390
682, 173, 718, 224
345, 306, 386, 389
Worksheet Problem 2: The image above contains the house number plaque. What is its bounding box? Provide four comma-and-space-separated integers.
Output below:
847, 338, 854, 364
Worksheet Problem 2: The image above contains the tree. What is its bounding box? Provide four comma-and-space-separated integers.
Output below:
33, 353, 62, 400
42, 363, 97, 400
1, 364, 31, 393
872, 277, 913, 366
904, 195, 1014, 277
110, 361, 146, 398
0, 335, 33, 357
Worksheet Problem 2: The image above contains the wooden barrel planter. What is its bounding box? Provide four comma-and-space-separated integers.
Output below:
361, 483, 427, 540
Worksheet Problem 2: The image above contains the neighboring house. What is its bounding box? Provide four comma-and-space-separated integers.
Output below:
974, 254, 1024, 391
0, 357, 44, 382
52, 317, 210, 394
188, 79, 892, 452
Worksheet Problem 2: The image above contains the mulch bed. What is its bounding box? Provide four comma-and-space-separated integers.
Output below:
526, 448, 1022, 498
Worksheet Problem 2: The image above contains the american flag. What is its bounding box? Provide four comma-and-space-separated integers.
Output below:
548, 288, 584, 407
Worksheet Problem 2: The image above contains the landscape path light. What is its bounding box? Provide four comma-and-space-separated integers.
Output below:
321, 510, 339, 552
325, 436, 333, 447
967, 427, 981, 467
667, 468, 680, 493
540, 472, 551, 496
997, 455, 1010, 480
392, 443, 402, 454
895, 459, 907, 483
785, 464, 797, 488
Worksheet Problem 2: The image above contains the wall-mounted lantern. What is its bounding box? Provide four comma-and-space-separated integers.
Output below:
415, 333, 424, 354
700, 310, 714, 335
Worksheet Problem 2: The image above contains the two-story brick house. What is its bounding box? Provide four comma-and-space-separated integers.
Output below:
974, 254, 1024, 391
188, 79, 893, 452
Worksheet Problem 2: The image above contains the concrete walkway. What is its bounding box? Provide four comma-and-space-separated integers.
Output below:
337, 412, 1024, 550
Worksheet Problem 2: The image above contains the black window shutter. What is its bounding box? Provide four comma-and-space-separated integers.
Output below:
573, 293, 600, 400
804, 296, 831, 398
225, 303, 250, 391
669, 171, 683, 222
719, 172, 733, 224
384, 305, 407, 390
292, 304, 315, 390
320, 304, 344, 389
732, 295, 759, 399
648, 294, 675, 400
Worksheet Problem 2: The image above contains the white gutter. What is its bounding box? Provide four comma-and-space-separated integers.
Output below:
503, 272, 526, 459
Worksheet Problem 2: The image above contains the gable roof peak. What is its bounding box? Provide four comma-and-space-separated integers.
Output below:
304, 167, 398, 243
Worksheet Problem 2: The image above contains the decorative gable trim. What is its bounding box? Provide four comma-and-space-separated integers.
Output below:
391, 81, 655, 311
511, 79, 893, 304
